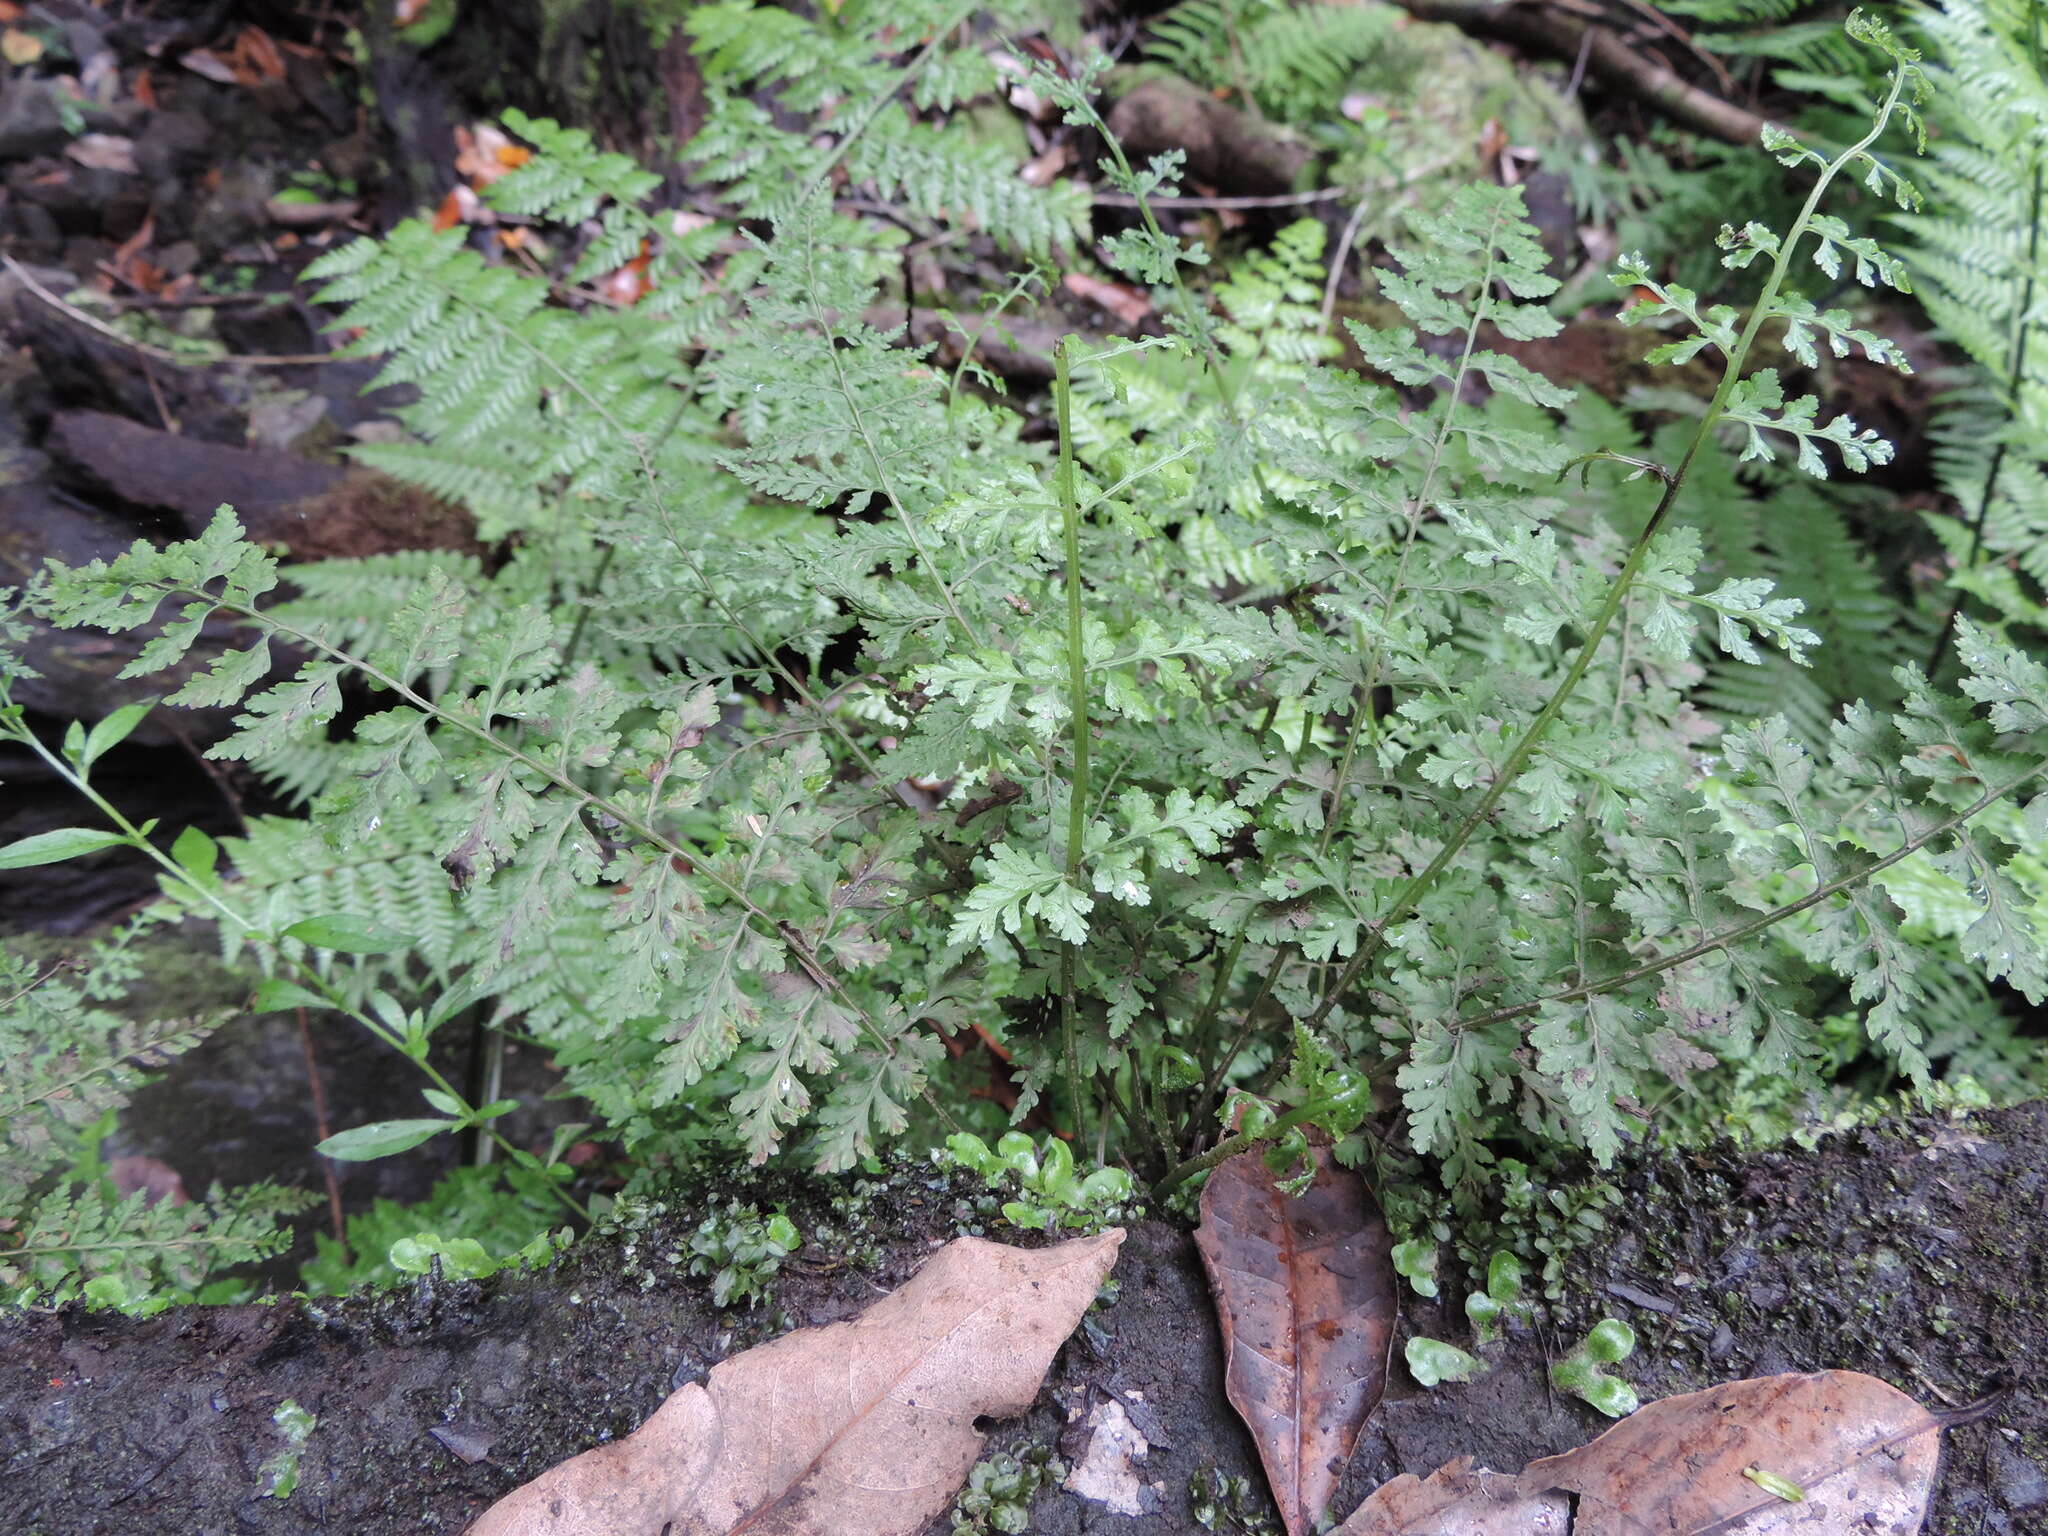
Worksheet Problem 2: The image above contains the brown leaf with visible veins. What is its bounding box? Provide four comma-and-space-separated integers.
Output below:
1196, 1145, 1397, 1536
1335, 1458, 1565, 1534
1521, 1369, 1942, 1535
466, 1228, 1122, 1536
1336, 1370, 1941, 1535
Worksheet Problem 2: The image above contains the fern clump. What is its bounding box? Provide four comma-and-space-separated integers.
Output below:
0, 928, 307, 1309
4, 6, 2045, 1296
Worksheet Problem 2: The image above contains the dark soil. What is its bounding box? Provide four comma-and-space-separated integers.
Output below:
4, 1104, 2043, 1535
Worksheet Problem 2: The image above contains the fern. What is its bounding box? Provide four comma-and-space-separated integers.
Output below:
1145, 0, 1399, 123
13, 13, 2048, 1223
1892, 0, 2048, 642
0, 932, 306, 1305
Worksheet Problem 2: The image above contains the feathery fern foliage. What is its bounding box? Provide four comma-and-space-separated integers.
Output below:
1143, 0, 1400, 122
10, 12, 2047, 1227
1893, 0, 2048, 638
0, 929, 306, 1307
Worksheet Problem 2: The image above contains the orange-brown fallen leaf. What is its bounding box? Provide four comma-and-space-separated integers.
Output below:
1337, 1370, 1941, 1535
1196, 1145, 1397, 1536
467, 1228, 1123, 1536
1336, 1459, 1566, 1534
1062, 271, 1152, 328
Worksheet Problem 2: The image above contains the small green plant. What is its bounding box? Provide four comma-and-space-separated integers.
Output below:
942, 1132, 1137, 1233
1463, 1251, 1529, 1345
1404, 1334, 1485, 1388
1552, 1318, 1640, 1417
1189, 1467, 1281, 1534
686, 1199, 801, 1308
301, 1161, 574, 1294
949, 1443, 1065, 1535
1390, 1236, 1439, 1298
7, 8, 2046, 1305
259, 1399, 318, 1499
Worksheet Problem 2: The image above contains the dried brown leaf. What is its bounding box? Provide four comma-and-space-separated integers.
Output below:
1336, 1457, 1567, 1535
1061, 270, 1152, 328
1523, 1369, 1941, 1534
1336, 1370, 1941, 1535
1196, 1145, 1397, 1536
467, 1228, 1123, 1536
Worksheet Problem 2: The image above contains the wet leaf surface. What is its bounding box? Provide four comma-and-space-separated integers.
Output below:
1338, 1369, 1942, 1535
1195, 1145, 1397, 1536
466, 1228, 1123, 1536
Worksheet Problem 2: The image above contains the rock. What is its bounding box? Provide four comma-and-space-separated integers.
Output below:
0, 1103, 2041, 1534
0, 75, 78, 162
1105, 77, 1310, 197
42, 411, 482, 562
46, 409, 347, 528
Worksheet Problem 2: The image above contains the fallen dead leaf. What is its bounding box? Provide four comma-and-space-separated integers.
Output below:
235, 25, 286, 85
1336, 1370, 1941, 1535
179, 48, 240, 85
107, 1154, 188, 1208
467, 1228, 1123, 1535
455, 123, 533, 189
1062, 270, 1152, 328
266, 194, 360, 226
64, 134, 139, 175
1196, 1145, 1397, 1536
1336, 1458, 1567, 1534
600, 240, 656, 307
2, 25, 43, 65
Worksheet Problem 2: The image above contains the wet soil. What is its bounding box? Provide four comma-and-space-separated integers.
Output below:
3, 1103, 2043, 1535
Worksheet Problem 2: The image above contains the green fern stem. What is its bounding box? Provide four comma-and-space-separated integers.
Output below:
1297, 61, 1914, 1037
1055, 334, 1092, 1145
4, 718, 594, 1224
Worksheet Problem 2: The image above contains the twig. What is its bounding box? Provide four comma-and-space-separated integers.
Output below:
294, 1005, 349, 1258
1384, 0, 1770, 145
1092, 186, 1348, 210
91, 266, 288, 307
1320, 197, 1374, 334
3, 254, 334, 368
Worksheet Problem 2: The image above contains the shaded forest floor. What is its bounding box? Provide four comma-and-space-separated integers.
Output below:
2, 2, 2043, 1533
4, 1102, 2044, 1534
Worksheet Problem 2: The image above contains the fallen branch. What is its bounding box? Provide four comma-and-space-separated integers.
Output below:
1387, 0, 1771, 145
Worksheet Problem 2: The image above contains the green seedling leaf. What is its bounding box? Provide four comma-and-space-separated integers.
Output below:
251, 978, 332, 1013
1405, 1336, 1485, 1388
80, 699, 156, 768
281, 915, 408, 954
0, 827, 127, 868
316, 1117, 455, 1161
1392, 1237, 1440, 1298
170, 825, 219, 884
1744, 1465, 1807, 1501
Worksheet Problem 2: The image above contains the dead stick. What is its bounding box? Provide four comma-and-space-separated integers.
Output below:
295, 1005, 350, 1259
1385, 0, 1770, 146
2, 253, 335, 367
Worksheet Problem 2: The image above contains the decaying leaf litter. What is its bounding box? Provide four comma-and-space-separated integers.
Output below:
470, 1152, 1950, 1534
468, 1231, 1123, 1535
1195, 1142, 1398, 1536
